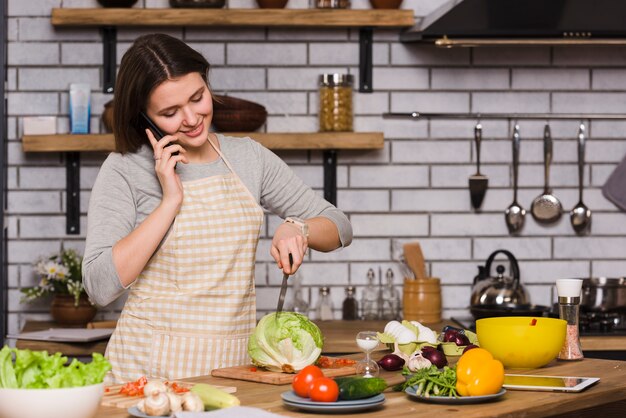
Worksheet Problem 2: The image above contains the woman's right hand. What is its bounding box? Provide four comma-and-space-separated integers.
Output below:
146, 129, 188, 209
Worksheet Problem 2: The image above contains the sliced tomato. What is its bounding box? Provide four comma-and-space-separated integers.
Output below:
316, 356, 357, 369
169, 382, 190, 394
119, 376, 148, 397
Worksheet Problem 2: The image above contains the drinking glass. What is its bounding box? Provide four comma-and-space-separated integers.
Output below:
355, 331, 379, 377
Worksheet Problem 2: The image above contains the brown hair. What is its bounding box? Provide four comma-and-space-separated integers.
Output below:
113, 33, 211, 154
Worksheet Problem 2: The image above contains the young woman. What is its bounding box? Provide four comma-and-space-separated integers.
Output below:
83, 33, 352, 383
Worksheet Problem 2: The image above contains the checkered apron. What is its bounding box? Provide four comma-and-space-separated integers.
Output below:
106, 137, 263, 383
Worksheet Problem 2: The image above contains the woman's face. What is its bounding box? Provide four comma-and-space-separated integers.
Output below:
145, 72, 213, 149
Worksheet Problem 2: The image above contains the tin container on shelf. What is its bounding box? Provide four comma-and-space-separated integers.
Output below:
318, 73, 354, 132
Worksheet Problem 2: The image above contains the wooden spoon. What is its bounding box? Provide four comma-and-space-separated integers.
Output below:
402, 242, 427, 281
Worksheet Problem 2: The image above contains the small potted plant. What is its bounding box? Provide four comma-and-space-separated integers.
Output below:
21, 249, 96, 326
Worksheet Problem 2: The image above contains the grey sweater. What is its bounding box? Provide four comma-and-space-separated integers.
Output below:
83, 134, 353, 307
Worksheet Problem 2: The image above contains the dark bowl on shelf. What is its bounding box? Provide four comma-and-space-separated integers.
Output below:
97, 0, 138, 7
169, 0, 226, 8
212, 95, 267, 132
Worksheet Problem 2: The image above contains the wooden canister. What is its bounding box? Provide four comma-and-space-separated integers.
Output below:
402, 277, 442, 324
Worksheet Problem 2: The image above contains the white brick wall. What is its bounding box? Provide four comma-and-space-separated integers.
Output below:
5, 0, 626, 335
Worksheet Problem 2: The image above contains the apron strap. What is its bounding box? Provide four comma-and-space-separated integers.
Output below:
207, 134, 260, 205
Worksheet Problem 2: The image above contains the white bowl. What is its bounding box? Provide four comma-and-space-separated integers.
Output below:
0, 383, 103, 418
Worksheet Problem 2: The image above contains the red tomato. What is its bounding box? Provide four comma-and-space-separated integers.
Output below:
309, 377, 339, 403
292, 365, 324, 398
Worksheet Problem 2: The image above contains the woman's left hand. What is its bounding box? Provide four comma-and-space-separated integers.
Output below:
271, 223, 308, 275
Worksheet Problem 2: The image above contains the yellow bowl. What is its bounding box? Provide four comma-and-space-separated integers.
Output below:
476, 317, 566, 369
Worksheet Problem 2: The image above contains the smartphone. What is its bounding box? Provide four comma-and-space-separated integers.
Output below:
139, 112, 179, 156
139, 111, 165, 140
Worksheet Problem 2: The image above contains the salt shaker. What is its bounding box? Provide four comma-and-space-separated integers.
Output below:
556, 279, 584, 361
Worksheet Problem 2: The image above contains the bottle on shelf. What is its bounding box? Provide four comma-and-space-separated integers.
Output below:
342, 286, 359, 320
315, 286, 334, 321
288, 272, 310, 315
379, 268, 400, 320
361, 269, 380, 320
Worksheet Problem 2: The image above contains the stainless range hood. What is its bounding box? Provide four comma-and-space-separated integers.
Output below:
401, 0, 626, 47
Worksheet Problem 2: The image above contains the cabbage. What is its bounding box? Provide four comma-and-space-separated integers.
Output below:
247, 312, 323, 373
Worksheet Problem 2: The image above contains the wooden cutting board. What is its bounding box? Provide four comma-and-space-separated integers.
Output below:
101, 381, 236, 408
211, 364, 357, 385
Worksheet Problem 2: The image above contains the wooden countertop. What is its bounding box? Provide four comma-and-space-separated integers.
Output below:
15, 320, 626, 356
94, 357, 626, 417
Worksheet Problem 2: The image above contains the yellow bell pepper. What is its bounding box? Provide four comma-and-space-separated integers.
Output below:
456, 348, 504, 396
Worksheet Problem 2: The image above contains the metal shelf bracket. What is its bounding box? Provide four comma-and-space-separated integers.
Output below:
102, 26, 116, 94
359, 28, 373, 93
323, 150, 337, 206
66, 152, 80, 235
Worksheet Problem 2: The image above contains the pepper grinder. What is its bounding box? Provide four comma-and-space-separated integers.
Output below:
556, 279, 584, 361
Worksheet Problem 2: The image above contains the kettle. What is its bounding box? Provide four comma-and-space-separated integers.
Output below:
470, 249, 529, 307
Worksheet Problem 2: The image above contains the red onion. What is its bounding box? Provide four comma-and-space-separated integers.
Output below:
377, 354, 405, 371
421, 346, 448, 368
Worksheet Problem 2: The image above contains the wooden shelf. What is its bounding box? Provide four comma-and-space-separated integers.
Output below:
22, 132, 384, 153
51, 8, 414, 28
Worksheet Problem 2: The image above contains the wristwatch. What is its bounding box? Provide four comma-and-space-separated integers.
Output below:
284, 217, 309, 238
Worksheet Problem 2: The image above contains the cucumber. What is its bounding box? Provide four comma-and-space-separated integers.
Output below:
334, 376, 387, 400
191, 383, 241, 410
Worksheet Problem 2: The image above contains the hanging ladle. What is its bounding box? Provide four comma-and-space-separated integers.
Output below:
505, 125, 526, 234
570, 123, 592, 235
531, 124, 563, 223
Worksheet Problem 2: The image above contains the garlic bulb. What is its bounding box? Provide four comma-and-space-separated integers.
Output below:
143, 379, 168, 396
181, 392, 204, 412
144, 392, 170, 416
407, 352, 432, 372
166, 392, 183, 413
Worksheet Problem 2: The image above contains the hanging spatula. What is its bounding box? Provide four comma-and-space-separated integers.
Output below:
469, 123, 489, 210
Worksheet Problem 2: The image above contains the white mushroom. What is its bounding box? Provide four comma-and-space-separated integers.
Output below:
181, 391, 204, 412
166, 392, 183, 413
136, 399, 146, 414
144, 392, 171, 416
143, 379, 168, 396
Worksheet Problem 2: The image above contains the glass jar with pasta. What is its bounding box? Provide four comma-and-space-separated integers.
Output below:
318, 73, 354, 132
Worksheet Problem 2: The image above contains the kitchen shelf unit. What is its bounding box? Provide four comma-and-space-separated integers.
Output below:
22, 132, 384, 234
41, 7, 410, 234
51, 8, 415, 94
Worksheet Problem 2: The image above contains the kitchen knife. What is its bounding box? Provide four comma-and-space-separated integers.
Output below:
275, 253, 293, 318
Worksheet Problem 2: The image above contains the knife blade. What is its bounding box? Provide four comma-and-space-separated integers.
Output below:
275, 253, 293, 318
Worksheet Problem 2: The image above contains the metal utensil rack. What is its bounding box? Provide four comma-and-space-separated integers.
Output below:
384, 112, 626, 120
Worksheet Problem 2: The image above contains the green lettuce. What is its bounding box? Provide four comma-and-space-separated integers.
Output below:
0, 345, 111, 389
248, 312, 323, 373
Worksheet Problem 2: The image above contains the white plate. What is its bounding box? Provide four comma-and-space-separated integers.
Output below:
281, 391, 385, 412
405, 387, 506, 405
127, 406, 172, 418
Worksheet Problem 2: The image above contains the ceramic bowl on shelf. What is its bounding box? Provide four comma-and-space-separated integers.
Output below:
212, 95, 268, 132
169, 0, 226, 8
257, 0, 289, 8
476, 316, 566, 369
369, 0, 403, 9
97, 0, 138, 7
